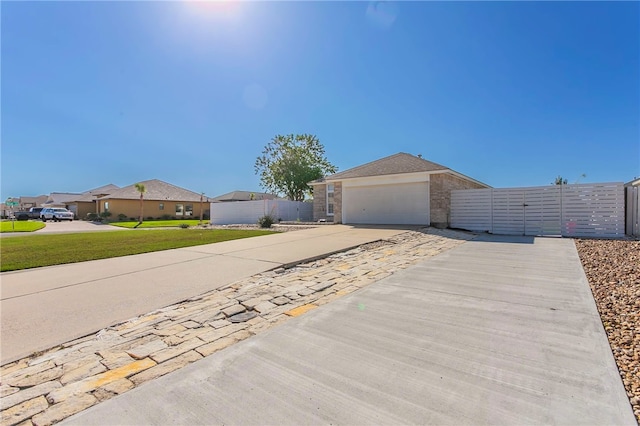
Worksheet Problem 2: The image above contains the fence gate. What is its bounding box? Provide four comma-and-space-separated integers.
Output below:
478, 187, 562, 236
451, 183, 625, 238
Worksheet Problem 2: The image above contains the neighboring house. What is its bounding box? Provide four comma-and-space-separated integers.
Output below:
210, 191, 279, 203
97, 179, 210, 219
309, 152, 490, 227
43, 192, 84, 209
18, 195, 48, 210
67, 184, 120, 219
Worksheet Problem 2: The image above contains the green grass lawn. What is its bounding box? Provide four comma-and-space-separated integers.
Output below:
0, 221, 46, 233
109, 220, 204, 228
0, 229, 275, 272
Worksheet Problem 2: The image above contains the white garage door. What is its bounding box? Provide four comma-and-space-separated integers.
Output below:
343, 182, 429, 225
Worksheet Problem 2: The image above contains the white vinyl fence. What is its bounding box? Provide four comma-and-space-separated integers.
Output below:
451, 183, 625, 238
210, 200, 313, 225
626, 186, 640, 237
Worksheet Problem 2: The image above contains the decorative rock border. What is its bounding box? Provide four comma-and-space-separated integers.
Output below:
574, 238, 640, 423
0, 228, 472, 426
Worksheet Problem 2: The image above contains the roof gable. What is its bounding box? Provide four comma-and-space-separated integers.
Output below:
44, 193, 83, 205
73, 184, 120, 202
101, 179, 207, 202
19, 195, 48, 204
325, 152, 448, 181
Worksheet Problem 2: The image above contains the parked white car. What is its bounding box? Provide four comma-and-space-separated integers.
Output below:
41, 208, 74, 222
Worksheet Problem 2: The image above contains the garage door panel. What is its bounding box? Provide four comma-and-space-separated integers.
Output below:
344, 182, 429, 225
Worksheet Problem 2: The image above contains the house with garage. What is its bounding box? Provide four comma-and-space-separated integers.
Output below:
310, 152, 489, 227
96, 179, 210, 220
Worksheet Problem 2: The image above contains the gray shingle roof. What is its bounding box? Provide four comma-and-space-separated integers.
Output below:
211, 191, 279, 202
73, 184, 120, 203
322, 152, 448, 181
100, 179, 207, 202
19, 195, 48, 206
44, 193, 83, 206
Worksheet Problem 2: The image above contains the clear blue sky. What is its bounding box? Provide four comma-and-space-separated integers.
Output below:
2, 1, 638, 200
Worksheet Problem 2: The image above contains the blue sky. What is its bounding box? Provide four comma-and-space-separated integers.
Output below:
2, 1, 638, 200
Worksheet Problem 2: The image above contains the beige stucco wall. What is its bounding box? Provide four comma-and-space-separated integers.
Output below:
99, 199, 208, 220
430, 173, 486, 228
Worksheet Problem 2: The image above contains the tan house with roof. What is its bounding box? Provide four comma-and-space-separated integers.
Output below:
67, 184, 120, 218
97, 179, 210, 220
18, 195, 48, 210
310, 152, 490, 228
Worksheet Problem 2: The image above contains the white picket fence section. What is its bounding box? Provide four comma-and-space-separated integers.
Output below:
210, 200, 313, 225
626, 186, 640, 237
451, 183, 625, 238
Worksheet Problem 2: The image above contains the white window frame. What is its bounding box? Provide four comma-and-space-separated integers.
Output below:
327, 184, 335, 216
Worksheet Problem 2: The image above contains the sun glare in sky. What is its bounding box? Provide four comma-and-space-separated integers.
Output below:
182, 0, 243, 22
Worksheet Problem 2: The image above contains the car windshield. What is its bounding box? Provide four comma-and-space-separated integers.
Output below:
53, 209, 68, 212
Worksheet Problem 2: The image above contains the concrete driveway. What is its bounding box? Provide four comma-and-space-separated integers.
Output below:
1, 220, 127, 237
64, 235, 635, 425
37, 220, 128, 234
0, 225, 406, 365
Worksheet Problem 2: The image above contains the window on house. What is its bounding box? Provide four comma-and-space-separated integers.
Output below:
104, 202, 109, 212
185, 205, 193, 216
327, 184, 334, 216
159, 203, 164, 211
176, 204, 184, 216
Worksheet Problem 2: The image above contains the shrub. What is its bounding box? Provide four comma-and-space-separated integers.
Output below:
179, 223, 190, 229
146, 216, 154, 221
118, 213, 128, 221
129, 217, 136, 221
161, 214, 172, 220
257, 214, 275, 228
86, 212, 98, 221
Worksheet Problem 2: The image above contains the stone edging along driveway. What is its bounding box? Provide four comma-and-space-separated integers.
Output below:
1, 228, 472, 426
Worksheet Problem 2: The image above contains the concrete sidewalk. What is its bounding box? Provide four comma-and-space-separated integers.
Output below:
64, 234, 635, 425
0, 225, 406, 365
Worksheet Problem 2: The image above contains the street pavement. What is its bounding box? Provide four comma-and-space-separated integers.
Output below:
63, 234, 636, 425
0, 225, 406, 365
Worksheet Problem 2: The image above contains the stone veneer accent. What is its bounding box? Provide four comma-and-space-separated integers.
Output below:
333, 182, 342, 224
430, 173, 485, 228
312, 183, 329, 222
312, 182, 342, 223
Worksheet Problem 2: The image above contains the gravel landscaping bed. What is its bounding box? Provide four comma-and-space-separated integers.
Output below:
208, 224, 318, 232
575, 238, 640, 423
